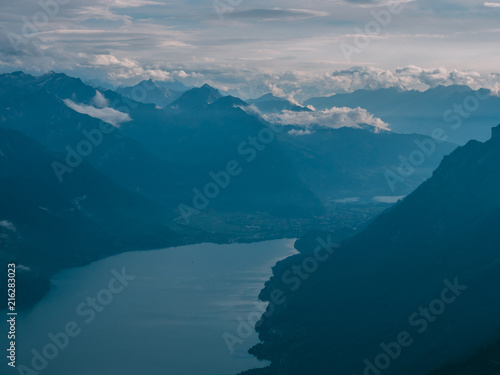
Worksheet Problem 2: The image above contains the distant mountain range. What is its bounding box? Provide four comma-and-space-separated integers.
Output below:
116, 78, 192, 108
241, 125, 500, 375
305, 85, 500, 145
247, 93, 312, 113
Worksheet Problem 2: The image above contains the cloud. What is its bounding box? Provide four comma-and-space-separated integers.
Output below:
63, 0, 167, 23
1, 0, 499, 86
91, 90, 109, 108
227, 8, 329, 21
109, 0, 165, 8
394, 65, 486, 88
249, 105, 390, 131
273, 66, 500, 100
63, 99, 131, 126
16, 265, 31, 271
186, 65, 500, 102
92, 54, 132, 67
342, 0, 415, 6
325, 65, 485, 93
0, 220, 16, 232
89, 54, 176, 82
288, 129, 313, 136
484, 2, 500, 7
1, 0, 499, 103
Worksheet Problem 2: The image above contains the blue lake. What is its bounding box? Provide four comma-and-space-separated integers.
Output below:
4, 239, 297, 375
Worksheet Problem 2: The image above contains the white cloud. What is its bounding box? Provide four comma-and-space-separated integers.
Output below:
322, 66, 494, 93
235, 66, 500, 101
2, 0, 500, 91
92, 55, 144, 71
90, 54, 174, 82
227, 8, 329, 21
0, 220, 16, 232
156, 65, 500, 103
288, 129, 313, 136
253, 106, 390, 131
63, 99, 131, 127
91, 90, 109, 108
16, 265, 31, 271
109, 0, 164, 8
343, 0, 416, 7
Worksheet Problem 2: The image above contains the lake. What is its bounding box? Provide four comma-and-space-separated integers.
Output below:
4, 239, 297, 375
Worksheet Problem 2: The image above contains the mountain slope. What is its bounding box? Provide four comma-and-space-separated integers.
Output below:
0, 82, 194, 208
279, 126, 457, 199
0, 129, 194, 308
241, 124, 500, 375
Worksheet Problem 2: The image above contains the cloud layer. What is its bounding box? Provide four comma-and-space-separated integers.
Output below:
64, 98, 131, 127
1, 0, 500, 101
248, 105, 390, 132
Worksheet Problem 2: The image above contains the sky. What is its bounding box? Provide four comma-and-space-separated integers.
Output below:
1, 0, 500, 100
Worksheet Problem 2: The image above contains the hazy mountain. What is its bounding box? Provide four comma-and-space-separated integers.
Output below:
0, 72, 459, 214
0, 79, 197, 208
117, 79, 185, 107
279, 126, 457, 199
155, 79, 192, 92
242, 125, 500, 375
305, 85, 500, 144
0, 72, 324, 220
248, 93, 312, 113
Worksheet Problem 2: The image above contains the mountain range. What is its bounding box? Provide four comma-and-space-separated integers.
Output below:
116, 78, 192, 108
0, 71, 474, 309
305, 85, 500, 145
247, 93, 312, 113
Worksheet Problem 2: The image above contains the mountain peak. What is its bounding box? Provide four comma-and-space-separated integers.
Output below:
7, 71, 29, 77
170, 84, 222, 109
155, 79, 192, 92
248, 93, 288, 104
491, 123, 500, 140
199, 83, 221, 94
44, 71, 67, 79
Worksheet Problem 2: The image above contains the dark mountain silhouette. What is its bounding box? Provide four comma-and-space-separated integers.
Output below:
0, 128, 194, 308
241, 124, 500, 375
170, 84, 224, 109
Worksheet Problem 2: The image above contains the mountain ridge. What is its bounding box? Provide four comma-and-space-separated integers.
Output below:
241, 123, 500, 375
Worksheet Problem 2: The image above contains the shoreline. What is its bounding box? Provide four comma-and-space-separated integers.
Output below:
2, 233, 301, 312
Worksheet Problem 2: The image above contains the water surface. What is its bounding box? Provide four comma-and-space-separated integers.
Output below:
5, 239, 297, 375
